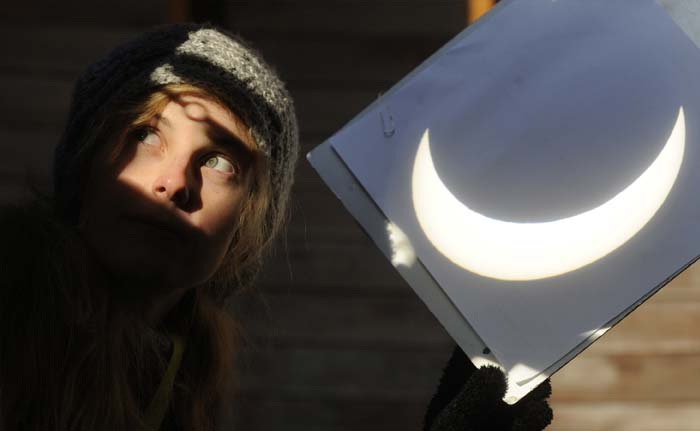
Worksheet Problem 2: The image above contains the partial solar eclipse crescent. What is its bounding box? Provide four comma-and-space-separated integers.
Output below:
412, 107, 686, 281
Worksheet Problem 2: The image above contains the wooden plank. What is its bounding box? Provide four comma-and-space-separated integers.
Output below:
551, 354, 700, 402
588, 302, 700, 355
0, 129, 57, 205
257, 237, 404, 292
0, 129, 58, 179
231, 396, 429, 431
2, 1, 169, 26
0, 76, 73, 131
226, 0, 465, 38
231, 292, 450, 347
667, 262, 700, 291
168, 0, 191, 23
0, 26, 450, 87
234, 346, 450, 401
0, 179, 38, 205
0, 26, 140, 78
548, 402, 700, 431
285, 182, 375, 234
247, 33, 452, 87
291, 86, 378, 136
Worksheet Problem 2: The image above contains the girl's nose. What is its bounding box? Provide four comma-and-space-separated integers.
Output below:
152, 158, 193, 207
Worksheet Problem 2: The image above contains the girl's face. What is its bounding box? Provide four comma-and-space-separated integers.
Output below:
78, 93, 256, 293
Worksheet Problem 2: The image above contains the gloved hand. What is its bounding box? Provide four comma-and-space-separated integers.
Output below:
424, 345, 553, 431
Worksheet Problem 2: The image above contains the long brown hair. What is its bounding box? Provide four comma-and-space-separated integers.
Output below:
0, 83, 280, 430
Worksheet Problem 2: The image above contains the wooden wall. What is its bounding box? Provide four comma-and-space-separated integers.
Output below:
1, 1, 699, 430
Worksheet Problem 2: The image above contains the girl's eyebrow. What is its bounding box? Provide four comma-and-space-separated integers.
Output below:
210, 130, 254, 157
156, 114, 253, 155
155, 114, 172, 129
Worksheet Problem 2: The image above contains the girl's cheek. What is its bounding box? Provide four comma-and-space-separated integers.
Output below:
203, 191, 245, 230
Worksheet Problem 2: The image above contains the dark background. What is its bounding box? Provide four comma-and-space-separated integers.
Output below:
1, 1, 699, 430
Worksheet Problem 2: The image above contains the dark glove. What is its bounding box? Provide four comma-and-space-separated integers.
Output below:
424, 345, 553, 431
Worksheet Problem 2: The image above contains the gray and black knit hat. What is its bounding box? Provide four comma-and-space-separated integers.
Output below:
53, 22, 299, 237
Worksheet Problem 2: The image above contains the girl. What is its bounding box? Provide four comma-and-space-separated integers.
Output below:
0, 23, 298, 431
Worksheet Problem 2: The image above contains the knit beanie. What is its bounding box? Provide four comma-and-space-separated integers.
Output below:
52, 22, 299, 241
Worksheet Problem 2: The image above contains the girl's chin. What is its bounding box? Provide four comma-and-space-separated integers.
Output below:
92, 249, 185, 291
85, 230, 215, 294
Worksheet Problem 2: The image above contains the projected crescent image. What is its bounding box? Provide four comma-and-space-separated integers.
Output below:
412, 107, 686, 281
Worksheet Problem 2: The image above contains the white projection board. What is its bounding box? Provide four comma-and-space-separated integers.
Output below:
307, 0, 700, 403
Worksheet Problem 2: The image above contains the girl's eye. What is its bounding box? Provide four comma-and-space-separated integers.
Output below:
204, 155, 238, 175
133, 127, 160, 147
